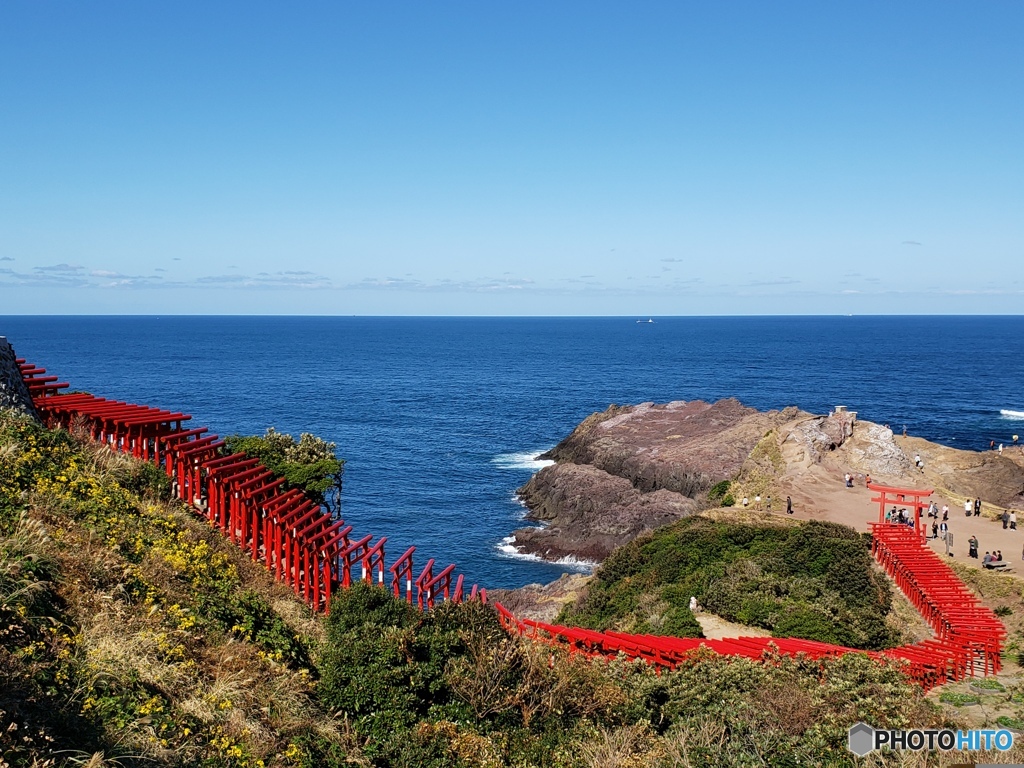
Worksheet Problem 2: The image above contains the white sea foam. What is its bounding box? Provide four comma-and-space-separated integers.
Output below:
492, 450, 555, 471
1000, 409, 1024, 420
495, 535, 597, 572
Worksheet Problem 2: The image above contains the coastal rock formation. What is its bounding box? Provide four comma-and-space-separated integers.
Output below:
515, 463, 698, 562
510, 399, 806, 563
0, 337, 37, 420
488, 572, 591, 624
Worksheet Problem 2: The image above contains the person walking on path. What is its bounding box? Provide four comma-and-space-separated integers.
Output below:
1003, 510, 1010, 530
974, 498, 982, 516
786, 496, 793, 514
968, 535, 979, 558
1012, 511, 1018, 531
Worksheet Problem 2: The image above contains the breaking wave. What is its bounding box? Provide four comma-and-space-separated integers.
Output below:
492, 451, 555, 471
1000, 409, 1024, 420
495, 535, 597, 572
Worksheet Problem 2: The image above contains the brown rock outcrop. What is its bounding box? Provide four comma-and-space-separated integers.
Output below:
515, 463, 698, 562
509, 399, 807, 563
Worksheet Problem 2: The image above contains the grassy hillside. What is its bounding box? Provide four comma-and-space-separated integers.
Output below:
558, 512, 898, 650
4, 411, 1011, 767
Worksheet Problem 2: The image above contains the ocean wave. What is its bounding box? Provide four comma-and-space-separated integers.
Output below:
492, 451, 555, 471
495, 535, 597, 571
1000, 409, 1024, 420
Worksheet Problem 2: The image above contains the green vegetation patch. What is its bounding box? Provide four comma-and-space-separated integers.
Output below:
939, 692, 981, 707
225, 428, 344, 515
559, 515, 897, 649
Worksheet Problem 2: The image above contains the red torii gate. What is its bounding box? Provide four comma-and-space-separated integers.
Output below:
869, 481, 933, 539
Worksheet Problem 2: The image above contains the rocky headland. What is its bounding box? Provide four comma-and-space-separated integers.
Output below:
510, 398, 806, 563
498, 398, 1024, 617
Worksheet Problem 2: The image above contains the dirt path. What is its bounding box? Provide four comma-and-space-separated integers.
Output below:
767, 444, 1024, 578
695, 611, 772, 640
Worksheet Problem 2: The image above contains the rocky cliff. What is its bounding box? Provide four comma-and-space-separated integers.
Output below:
510, 399, 807, 563
0, 336, 37, 420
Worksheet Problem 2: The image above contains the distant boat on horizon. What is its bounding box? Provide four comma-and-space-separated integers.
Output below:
636, 318, 654, 324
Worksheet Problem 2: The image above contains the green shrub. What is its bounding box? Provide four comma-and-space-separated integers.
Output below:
707, 480, 731, 501
224, 429, 344, 515
559, 516, 896, 649
721, 494, 735, 507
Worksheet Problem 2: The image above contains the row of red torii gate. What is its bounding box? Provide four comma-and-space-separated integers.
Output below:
15, 355, 1005, 691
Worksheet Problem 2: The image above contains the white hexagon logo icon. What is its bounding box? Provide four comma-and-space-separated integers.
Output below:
848, 722, 875, 756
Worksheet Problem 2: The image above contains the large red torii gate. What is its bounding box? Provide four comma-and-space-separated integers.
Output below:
868, 481, 933, 539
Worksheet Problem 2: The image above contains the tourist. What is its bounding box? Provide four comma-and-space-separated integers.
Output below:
974, 498, 981, 516
999, 443, 1004, 454
997, 550, 1003, 562
915, 454, 923, 469
965, 500, 972, 517
844, 473, 851, 487
932, 521, 939, 539
1003, 510, 1010, 530
742, 497, 749, 508
939, 521, 948, 538
983, 552, 994, 568
942, 504, 949, 519
689, 596, 699, 613
786, 496, 793, 514
1012, 511, 1017, 531
968, 535, 979, 558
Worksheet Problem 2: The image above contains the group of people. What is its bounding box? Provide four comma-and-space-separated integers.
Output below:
982, 550, 1006, 569
887, 506, 915, 527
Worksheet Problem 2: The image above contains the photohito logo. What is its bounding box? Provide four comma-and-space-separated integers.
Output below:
848, 722, 1015, 756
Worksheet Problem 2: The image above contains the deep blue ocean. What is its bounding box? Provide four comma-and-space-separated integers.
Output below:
2, 316, 1023, 590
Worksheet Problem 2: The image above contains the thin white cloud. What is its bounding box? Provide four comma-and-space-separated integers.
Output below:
35, 263, 84, 273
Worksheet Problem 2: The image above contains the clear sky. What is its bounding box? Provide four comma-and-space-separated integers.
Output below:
1, 2, 1021, 315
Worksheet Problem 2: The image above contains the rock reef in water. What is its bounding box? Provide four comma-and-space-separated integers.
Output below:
511, 399, 806, 563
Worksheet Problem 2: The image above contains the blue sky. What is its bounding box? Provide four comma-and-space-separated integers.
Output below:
1, 2, 1021, 315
